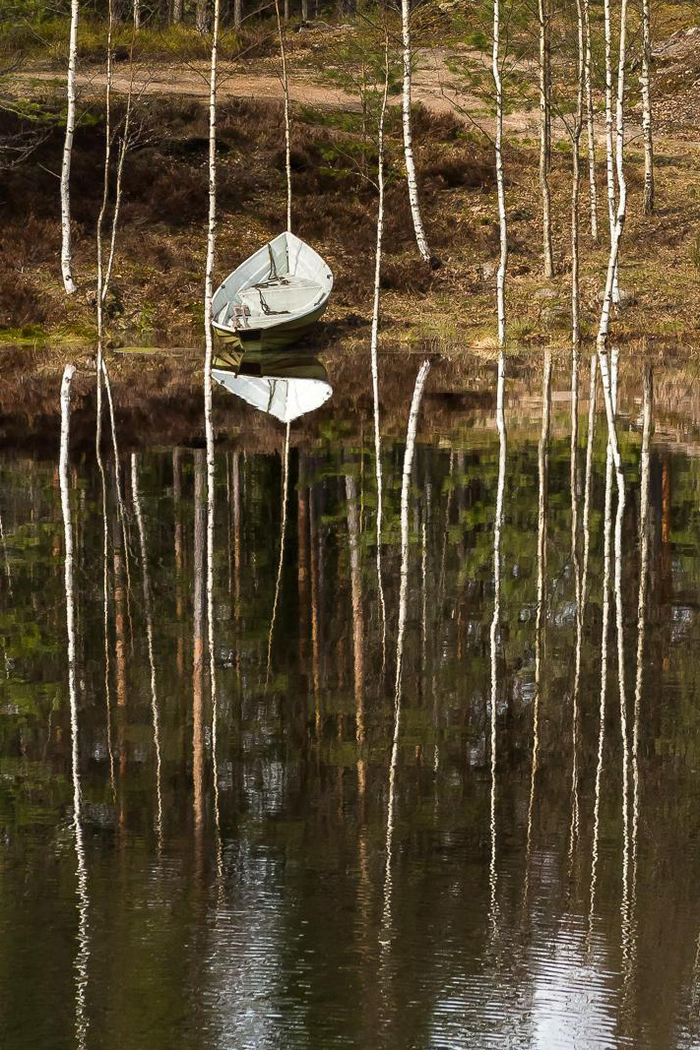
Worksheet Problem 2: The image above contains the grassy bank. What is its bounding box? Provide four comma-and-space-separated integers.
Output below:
1, 12, 699, 358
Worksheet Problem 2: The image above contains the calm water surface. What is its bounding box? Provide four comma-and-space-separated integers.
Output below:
1, 353, 700, 1049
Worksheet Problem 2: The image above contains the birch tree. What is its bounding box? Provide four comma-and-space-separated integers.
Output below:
273, 0, 292, 231
603, 0, 620, 303
571, 0, 585, 346
60, 0, 79, 294
401, 0, 431, 264
640, 0, 654, 214
493, 0, 508, 345
583, 0, 598, 240
538, 0, 554, 277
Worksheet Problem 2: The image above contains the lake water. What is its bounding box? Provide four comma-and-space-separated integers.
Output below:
1, 351, 700, 1049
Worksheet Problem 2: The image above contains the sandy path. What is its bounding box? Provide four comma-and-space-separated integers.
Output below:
19, 50, 543, 136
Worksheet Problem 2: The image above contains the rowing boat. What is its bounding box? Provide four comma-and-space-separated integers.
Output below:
212, 348, 333, 423
211, 232, 333, 351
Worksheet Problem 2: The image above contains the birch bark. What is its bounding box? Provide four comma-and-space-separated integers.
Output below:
538, 0, 554, 277
493, 0, 507, 346
60, 0, 79, 294
401, 0, 430, 263
583, 0, 598, 240
273, 0, 292, 231
640, 0, 654, 214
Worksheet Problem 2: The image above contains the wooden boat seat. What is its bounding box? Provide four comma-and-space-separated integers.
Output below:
237, 277, 322, 318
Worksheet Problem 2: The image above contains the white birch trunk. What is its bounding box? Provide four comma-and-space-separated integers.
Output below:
493, 0, 508, 346
583, 0, 599, 241
640, 0, 654, 215
603, 0, 620, 302
571, 0, 584, 347
233, 0, 241, 29
273, 0, 292, 232
60, 0, 79, 294
172, 0, 183, 23
401, 0, 430, 264
596, 0, 630, 483
538, 0, 554, 278
371, 37, 390, 672
133, 0, 140, 28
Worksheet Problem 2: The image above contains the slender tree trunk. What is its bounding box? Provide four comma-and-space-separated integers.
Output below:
571, 0, 584, 346
60, 0, 79, 294
603, 0, 620, 303
273, 0, 292, 232
493, 0, 508, 346
370, 34, 390, 672
233, 0, 241, 29
301, 0, 307, 19
538, 0, 554, 277
583, 0, 599, 240
133, 0, 140, 28
102, 26, 136, 302
597, 0, 629, 368
172, 0, 183, 23
640, 0, 654, 214
401, 0, 430, 264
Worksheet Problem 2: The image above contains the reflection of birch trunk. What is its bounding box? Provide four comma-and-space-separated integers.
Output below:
193, 451, 206, 846
371, 35, 390, 668
232, 451, 242, 676
131, 454, 163, 847
266, 424, 291, 686
589, 349, 617, 948
525, 349, 551, 893
493, 0, 508, 346
583, 0, 599, 240
401, 0, 430, 263
624, 363, 652, 1002
640, 0, 654, 215
173, 449, 184, 676
273, 0, 292, 232
60, 365, 89, 1050
570, 355, 597, 852
60, 0, 79, 294
632, 365, 652, 879
309, 486, 321, 734
380, 359, 431, 946
538, 0, 554, 277
489, 352, 507, 935
345, 474, 365, 746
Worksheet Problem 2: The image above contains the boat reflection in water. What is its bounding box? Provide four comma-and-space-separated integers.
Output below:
212, 347, 333, 423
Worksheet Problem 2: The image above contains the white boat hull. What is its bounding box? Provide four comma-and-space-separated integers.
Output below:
211, 232, 333, 351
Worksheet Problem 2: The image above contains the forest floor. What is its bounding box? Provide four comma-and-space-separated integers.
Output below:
1, 12, 699, 393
